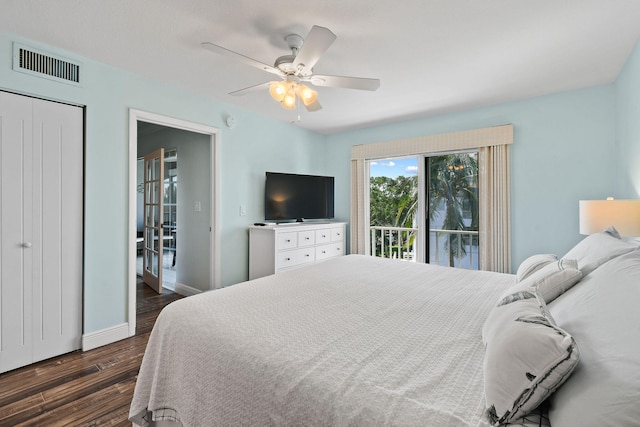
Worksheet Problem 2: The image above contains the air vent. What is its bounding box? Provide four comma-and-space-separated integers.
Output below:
13, 43, 82, 86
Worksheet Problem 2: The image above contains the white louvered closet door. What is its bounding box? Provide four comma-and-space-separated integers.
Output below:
0, 91, 83, 374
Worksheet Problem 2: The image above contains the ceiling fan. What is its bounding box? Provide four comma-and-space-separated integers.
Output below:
201, 25, 380, 112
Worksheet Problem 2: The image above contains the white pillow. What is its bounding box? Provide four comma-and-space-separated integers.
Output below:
482, 290, 580, 425
516, 254, 557, 282
525, 259, 582, 304
561, 226, 637, 276
548, 249, 640, 426
504, 259, 582, 305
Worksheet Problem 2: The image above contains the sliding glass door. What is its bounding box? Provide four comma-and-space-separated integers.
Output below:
426, 152, 479, 269
367, 151, 479, 269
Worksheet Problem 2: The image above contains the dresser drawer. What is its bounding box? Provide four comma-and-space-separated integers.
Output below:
331, 227, 344, 242
315, 229, 331, 244
276, 247, 315, 270
316, 242, 344, 261
277, 231, 298, 249
298, 230, 316, 247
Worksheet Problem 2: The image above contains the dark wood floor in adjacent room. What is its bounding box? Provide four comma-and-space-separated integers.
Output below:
0, 279, 183, 426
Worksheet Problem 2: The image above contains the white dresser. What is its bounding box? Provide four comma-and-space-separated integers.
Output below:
249, 222, 347, 279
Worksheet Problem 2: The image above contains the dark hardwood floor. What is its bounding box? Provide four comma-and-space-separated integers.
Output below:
0, 279, 183, 426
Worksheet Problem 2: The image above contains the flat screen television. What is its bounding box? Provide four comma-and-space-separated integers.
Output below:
264, 172, 335, 222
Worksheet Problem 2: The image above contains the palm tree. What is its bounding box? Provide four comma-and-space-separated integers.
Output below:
428, 153, 478, 267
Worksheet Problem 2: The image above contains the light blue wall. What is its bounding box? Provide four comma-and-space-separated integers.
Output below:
325, 85, 618, 270
0, 32, 326, 333
615, 40, 640, 197
3, 29, 638, 336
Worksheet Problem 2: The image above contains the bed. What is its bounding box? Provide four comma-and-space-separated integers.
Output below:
130, 228, 640, 426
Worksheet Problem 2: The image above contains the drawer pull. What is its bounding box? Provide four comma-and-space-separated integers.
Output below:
305, 237, 310, 240
337, 247, 341, 251
322, 250, 326, 254
285, 257, 291, 261
305, 254, 310, 257
285, 239, 291, 243
322, 234, 327, 238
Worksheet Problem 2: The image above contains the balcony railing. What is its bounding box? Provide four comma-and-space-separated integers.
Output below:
369, 226, 479, 269
370, 226, 418, 261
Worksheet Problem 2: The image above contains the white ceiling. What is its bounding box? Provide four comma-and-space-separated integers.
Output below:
3, 0, 640, 134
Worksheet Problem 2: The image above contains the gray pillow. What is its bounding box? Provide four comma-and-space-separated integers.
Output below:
561, 226, 637, 276
515, 254, 557, 282
548, 249, 640, 426
525, 259, 582, 304
482, 290, 579, 425
504, 259, 582, 305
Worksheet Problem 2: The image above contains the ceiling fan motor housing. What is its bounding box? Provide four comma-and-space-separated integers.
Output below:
274, 54, 297, 73
275, 33, 308, 75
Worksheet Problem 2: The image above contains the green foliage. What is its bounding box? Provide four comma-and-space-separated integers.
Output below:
369, 174, 418, 258
369, 175, 418, 227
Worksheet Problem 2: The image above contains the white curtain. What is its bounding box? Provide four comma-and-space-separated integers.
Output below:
479, 144, 511, 273
350, 158, 367, 254
350, 124, 513, 272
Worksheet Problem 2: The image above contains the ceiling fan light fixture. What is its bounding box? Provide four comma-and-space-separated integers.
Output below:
296, 84, 318, 106
281, 84, 297, 109
269, 81, 287, 102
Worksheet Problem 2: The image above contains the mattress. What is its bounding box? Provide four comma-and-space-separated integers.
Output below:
130, 254, 516, 426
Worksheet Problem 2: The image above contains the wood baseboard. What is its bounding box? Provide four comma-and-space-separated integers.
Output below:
82, 323, 129, 351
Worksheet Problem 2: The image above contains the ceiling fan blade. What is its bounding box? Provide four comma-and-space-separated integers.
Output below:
229, 81, 273, 96
305, 74, 380, 91
201, 42, 283, 77
303, 99, 322, 112
293, 26, 336, 74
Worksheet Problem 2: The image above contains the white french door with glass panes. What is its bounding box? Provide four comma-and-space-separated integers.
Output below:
143, 148, 164, 293
163, 149, 177, 274
367, 151, 479, 269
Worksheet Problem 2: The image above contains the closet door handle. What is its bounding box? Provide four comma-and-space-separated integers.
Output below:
22, 242, 32, 248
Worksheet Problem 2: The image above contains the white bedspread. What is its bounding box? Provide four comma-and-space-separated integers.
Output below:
130, 255, 514, 426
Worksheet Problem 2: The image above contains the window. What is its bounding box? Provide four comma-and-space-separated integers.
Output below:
351, 125, 513, 273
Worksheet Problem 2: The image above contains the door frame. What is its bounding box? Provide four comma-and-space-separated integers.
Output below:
127, 109, 220, 336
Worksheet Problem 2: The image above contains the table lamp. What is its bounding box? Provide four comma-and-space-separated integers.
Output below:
579, 198, 640, 236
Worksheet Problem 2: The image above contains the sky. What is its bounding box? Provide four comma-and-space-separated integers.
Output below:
369, 157, 418, 178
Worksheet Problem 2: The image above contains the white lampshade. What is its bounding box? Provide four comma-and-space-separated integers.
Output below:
579, 199, 640, 236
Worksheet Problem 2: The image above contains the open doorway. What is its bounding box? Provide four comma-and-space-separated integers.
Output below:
128, 109, 220, 337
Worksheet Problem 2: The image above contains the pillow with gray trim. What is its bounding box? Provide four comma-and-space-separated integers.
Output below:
482, 290, 579, 425
561, 226, 637, 276
521, 259, 582, 304
516, 254, 557, 282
